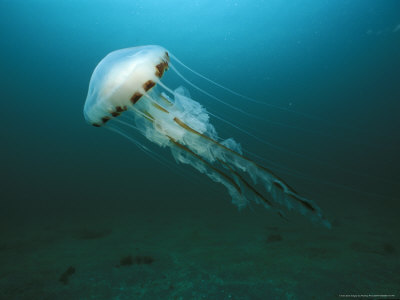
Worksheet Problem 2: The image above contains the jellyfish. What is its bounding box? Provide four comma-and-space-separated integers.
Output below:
83, 45, 330, 228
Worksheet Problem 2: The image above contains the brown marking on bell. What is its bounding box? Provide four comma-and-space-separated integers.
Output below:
101, 116, 111, 124
143, 80, 156, 92
130, 92, 143, 104
165, 52, 169, 61
155, 62, 165, 78
116, 106, 124, 112
92, 123, 101, 127
111, 112, 120, 117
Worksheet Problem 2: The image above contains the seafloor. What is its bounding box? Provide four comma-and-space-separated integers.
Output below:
0, 190, 398, 300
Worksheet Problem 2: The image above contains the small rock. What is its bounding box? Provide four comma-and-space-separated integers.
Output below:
59, 266, 75, 284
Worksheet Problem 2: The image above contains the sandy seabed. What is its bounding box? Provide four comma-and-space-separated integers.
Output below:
0, 194, 399, 300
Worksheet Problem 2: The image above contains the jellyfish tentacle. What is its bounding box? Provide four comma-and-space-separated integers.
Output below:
116, 103, 244, 199
217, 158, 288, 221
160, 93, 174, 106
167, 64, 264, 121
172, 115, 284, 183
168, 52, 372, 135
131, 105, 155, 122
151, 101, 169, 113
112, 118, 227, 196
161, 69, 385, 157
171, 115, 330, 227
217, 158, 272, 206
163, 66, 395, 190
107, 124, 170, 170
133, 90, 327, 224
168, 53, 266, 104
167, 136, 247, 208
169, 64, 335, 136
168, 136, 241, 194
155, 80, 333, 164
134, 94, 247, 202
135, 94, 290, 213
159, 83, 395, 191
156, 81, 307, 157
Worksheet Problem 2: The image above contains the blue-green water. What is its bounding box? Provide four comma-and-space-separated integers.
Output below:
1, 1, 399, 299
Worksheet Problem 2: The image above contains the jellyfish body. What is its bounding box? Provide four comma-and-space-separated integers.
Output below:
84, 45, 330, 228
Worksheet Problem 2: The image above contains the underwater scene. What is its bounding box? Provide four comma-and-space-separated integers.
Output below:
0, 0, 399, 299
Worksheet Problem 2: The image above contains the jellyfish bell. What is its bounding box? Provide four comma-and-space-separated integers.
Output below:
83, 45, 331, 228
83, 45, 169, 127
